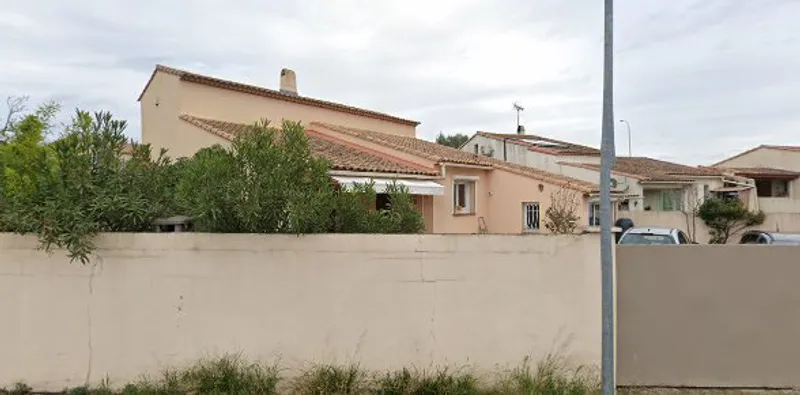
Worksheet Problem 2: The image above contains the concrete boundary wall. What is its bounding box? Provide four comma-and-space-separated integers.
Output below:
617, 245, 800, 389
0, 233, 600, 390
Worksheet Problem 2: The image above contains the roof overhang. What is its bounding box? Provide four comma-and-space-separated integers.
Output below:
734, 172, 800, 180
713, 186, 751, 193
639, 180, 695, 185
331, 176, 444, 196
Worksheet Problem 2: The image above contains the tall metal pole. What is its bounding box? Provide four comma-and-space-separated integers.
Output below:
619, 119, 631, 157
600, 0, 616, 394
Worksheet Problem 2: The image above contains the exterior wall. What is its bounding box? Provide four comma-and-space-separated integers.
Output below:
760, 197, 800, 213
0, 233, 601, 391
178, 81, 416, 138
414, 195, 435, 232
485, 169, 590, 234
432, 166, 491, 234
617, 245, 800, 388
140, 72, 184, 156
717, 147, 800, 171
462, 134, 527, 163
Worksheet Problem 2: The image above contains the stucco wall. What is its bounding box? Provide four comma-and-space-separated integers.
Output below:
140, 72, 184, 157
485, 169, 589, 233
717, 147, 800, 172
617, 245, 800, 388
0, 233, 601, 391
178, 81, 417, 138
432, 166, 491, 234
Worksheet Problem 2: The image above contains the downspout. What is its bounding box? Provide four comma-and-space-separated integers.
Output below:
503, 138, 507, 162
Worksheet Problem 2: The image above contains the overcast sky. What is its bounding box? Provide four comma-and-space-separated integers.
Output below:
2, 0, 798, 165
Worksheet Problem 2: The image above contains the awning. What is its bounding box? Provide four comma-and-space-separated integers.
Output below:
331, 176, 444, 196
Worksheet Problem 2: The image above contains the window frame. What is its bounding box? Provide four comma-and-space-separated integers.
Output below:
660, 190, 679, 211
452, 179, 477, 215
588, 202, 600, 227
522, 202, 541, 232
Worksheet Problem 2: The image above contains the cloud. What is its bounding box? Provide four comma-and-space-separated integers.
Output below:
1, 0, 799, 165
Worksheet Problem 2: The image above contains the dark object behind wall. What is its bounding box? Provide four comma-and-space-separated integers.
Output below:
614, 217, 634, 243
153, 216, 195, 232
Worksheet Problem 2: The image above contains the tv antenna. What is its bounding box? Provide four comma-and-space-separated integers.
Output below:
513, 102, 525, 134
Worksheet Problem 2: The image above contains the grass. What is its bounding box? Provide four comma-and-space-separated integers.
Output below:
1, 354, 598, 395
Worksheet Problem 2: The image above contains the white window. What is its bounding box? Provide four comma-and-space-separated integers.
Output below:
589, 202, 600, 227
523, 202, 540, 231
453, 180, 476, 214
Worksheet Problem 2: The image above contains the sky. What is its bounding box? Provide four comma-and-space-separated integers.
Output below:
2, 0, 799, 165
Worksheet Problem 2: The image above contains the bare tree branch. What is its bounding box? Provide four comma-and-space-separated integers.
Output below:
1, 95, 29, 140
544, 185, 581, 234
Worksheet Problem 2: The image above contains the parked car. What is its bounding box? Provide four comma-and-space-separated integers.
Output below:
618, 227, 694, 245
738, 231, 800, 245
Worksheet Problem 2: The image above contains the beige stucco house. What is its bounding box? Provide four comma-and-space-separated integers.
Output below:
713, 145, 800, 213
138, 65, 600, 234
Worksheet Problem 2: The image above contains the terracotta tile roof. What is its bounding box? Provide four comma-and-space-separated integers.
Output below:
561, 157, 722, 182
311, 122, 495, 166
311, 122, 598, 192
476, 132, 601, 156
720, 167, 800, 179
140, 65, 419, 127
178, 115, 437, 176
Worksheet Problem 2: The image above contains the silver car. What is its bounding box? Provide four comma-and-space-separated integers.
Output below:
739, 231, 800, 245
618, 227, 693, 245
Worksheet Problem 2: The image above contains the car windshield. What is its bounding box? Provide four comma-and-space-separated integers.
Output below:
619, 233, 675, 245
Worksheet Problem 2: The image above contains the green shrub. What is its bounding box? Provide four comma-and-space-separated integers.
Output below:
1, 111, 425, 263
493, 355, 598, 395
698, 196, 765, 244
291, 363, 369, 395
374, 367, 481, 395
8, 354, 598, 394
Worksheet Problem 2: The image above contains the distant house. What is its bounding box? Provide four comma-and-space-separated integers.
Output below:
461, 132, 742, 222
713, 145, 800, 213
138, 65, 600, 234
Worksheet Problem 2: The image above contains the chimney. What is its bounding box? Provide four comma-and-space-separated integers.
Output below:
280, 68, 298, 96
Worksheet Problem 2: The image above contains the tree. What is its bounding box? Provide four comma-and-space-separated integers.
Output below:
680, 187, 703, 242
435, 132, 469, 149
698, 196, 765, 244
544, 186, 581, 234
177, 119, 426, 235
1, 112, 426, 264
1, 110, 178, 263
1, 96, 60, 142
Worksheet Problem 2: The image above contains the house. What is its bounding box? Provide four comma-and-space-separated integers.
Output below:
712, 145, 800, 213
462, 132, 737, 217
138, 65, 602, 234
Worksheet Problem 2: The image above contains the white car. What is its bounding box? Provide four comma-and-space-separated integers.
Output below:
618, 227, 693, 245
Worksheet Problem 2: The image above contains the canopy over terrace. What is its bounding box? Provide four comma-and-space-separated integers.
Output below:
331, 176, 444, 196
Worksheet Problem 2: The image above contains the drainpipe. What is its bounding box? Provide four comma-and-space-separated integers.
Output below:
503, 138, 507, 162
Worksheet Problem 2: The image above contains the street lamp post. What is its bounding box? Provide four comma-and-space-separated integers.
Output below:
619, 119, 632, 157
600, 0, 616, 394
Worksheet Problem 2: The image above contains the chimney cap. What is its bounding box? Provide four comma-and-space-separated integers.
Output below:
280, 68, 298, 96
